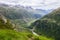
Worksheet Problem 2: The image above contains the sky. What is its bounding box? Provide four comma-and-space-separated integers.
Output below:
0, 0, 60, 10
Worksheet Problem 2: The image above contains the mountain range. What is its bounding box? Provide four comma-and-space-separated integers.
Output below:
0, 3, 51, 28
0, 3, 54, 40
0, 3, 56, 40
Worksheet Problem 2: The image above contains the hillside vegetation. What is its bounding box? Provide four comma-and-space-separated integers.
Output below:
31, 8, 60, 40
0, 14, 54, 40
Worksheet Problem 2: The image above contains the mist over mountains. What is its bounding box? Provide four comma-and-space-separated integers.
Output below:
0, 0, 60, 10
0, 3, 52, 16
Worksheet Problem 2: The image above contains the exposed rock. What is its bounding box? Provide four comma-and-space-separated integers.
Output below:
0, 13, 7, 23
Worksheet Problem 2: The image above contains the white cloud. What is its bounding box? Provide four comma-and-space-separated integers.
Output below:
0, 0, 60, 10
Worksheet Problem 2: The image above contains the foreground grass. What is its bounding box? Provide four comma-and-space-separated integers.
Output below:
0, 29, 55, 40
0, 29, 29, 40
39, 36, 54, 40
32, 34, 54, 40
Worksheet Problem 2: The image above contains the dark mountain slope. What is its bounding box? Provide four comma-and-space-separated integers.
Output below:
31, 8, 60, 40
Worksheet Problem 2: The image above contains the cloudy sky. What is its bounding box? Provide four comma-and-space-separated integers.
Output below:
0, 0, 60, 10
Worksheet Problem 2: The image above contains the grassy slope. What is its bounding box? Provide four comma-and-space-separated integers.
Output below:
0, 29, 54, 40
0, 29, 28, 40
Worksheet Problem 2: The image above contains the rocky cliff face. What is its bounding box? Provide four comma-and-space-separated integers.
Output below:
0, 14, 15, 30
0, 13, 7, 23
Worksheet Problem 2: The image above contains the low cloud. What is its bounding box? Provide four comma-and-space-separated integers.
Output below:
0, 0, 60, 10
